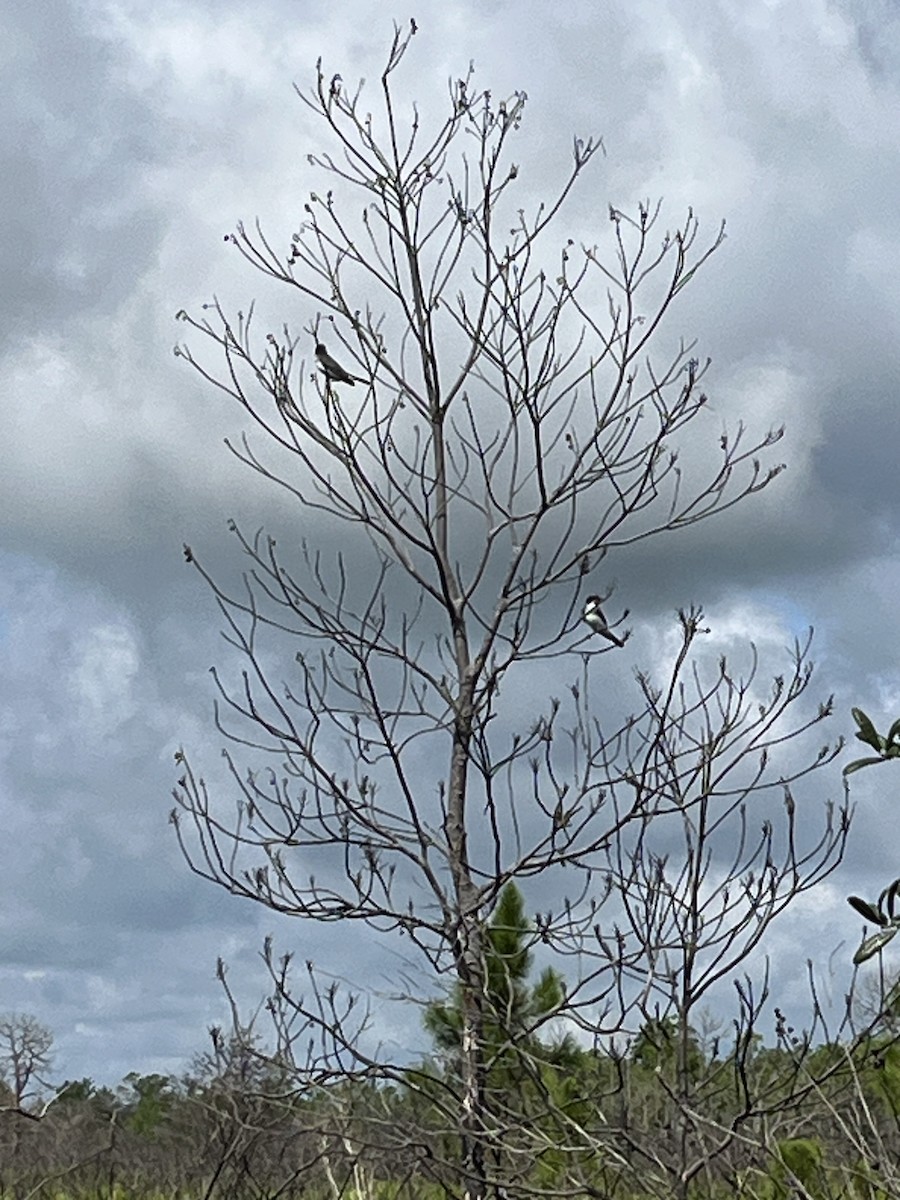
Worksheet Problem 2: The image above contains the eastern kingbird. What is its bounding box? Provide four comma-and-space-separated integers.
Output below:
315, 343, 361, 386
582, 596, 625, 647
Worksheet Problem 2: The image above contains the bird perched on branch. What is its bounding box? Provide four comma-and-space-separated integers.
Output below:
582, 596, 625, 647
315, 343, 361, 386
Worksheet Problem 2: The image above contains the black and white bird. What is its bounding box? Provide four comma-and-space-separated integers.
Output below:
582, 595, 625, 647
315, 343, 361, 386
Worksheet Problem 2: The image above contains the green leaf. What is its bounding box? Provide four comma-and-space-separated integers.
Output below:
853, 926, 899, 965
847, 895, 887, 926
886, 717, 900, 747
843, 756, 889, 777
852, 708, 884, 752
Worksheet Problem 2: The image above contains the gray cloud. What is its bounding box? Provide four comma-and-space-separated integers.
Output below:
1, 1, 165, 349
2, 0, 898, 1088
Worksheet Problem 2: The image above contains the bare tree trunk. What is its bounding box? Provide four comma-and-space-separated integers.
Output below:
447, 711, 487, 1200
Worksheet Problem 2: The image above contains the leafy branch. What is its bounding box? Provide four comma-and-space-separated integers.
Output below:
844, 708, 900, 963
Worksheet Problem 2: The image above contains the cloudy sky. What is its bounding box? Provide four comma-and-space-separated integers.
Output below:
3, 0, 900, 1089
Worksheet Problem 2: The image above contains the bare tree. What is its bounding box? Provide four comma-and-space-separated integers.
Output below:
172, 23, 851, 1200
0, 1012, 54, 1114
